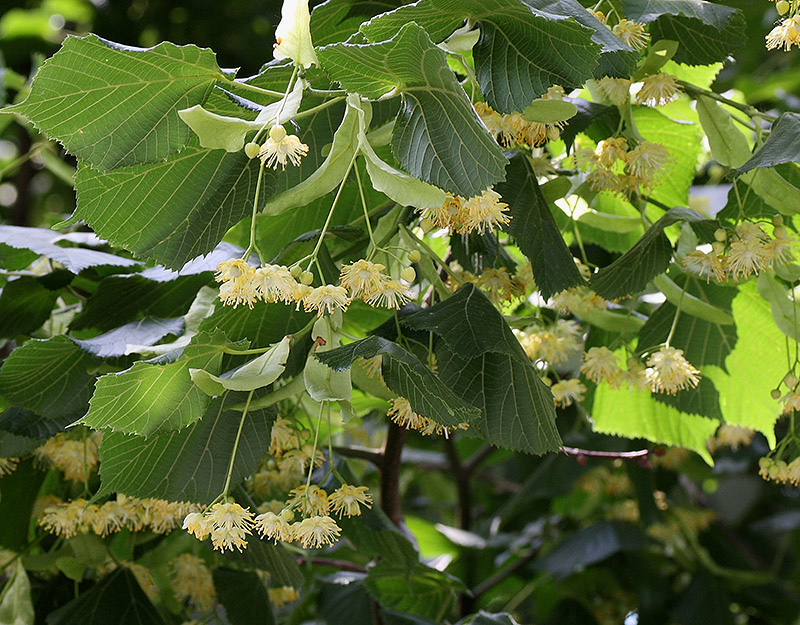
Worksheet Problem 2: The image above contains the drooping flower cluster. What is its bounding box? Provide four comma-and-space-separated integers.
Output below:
645, 346, 701, 395
765, 4, 800, 52
169, 554, 216, 612
515, 319, 583, 366
611, 19, 651, 51
683, 217, 795, 282
577, 137, 673, 196
40, 495, 202, 538
34, 431, 102, 483
474, 102, 566, 149
182, 501, 255, 552
339, 259, 412, 308
422, 188, 511, 235
635, 73, 682, 106
387, 397, 469, 436
706, 425, 755, 454
551, 286, 609, 315
550, 378, 587, 407
759, 456, 800, 485
447, 266, 527, 305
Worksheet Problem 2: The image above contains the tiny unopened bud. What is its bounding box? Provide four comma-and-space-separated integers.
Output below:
408, 250, 421, 263
401, 267, 416, 283
774, 226, 787, 238
420, 218, 435, 233
771, 388, 782, 400
244, 141, 261, 159
300, 270, 314, 285
772, 214, 784, 227
290, 265, 303, 278
784, 372, 798, 388
714, 228, 727, 242
269, 124, 287, 142
776, 0, 790, 15
711, 241, 725, 255
280, 508, 295, 522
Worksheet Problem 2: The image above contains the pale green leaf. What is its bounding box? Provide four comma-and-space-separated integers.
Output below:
738, 113, 800, 174
522, 99, 578, 124
7, 34, 222, 171
317, 22, 507, 197
757, 271, 800, 343
178, 105, 259, 152
0, 561, 34, 625
97, 392, 273, 503
81, 330, 229, 436
696, 96, 750, 168
652, 274, 734, 326
304, 313, 352, 402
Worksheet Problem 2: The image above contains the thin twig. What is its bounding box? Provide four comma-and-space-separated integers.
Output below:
296, 557, 368, 573
333, 445, 384, 469
472, 550, 538, 597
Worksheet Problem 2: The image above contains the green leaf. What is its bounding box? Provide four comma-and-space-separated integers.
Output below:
45, 567, 167, 625
198, 301, 312, 346
651, 274, 734, 326
72, 318, 184, 358
522, 99, 578, 124
0, 561, 34, 625
191, 335, 291, 395
318, 22, 507, 197
82, 330, 228, 435
74, 145, 264, 270
457, 613, 521, 625
365, 561, 461, 622
304, 314, 352, 402
311, 0, 405, 46
757, 271, 800, 343
315, 335, 480, 428
8, 35, 222, 171
738, 113, 800, 173
0, 226, 140, 273
224, 539, 304, 588
620, 0, 745, 65
0, 461, 45, 550
0, 336, 96, 420
696, 96, 750, 169
0, 407, 72, 440
97, 391, 273, 503
496, 153, 585, 299
0, 276, 59, 339
590, 207, 709, 300
403, 285, 561, 454
360, 0, 628, 112
213, 569, 276, 625
591, 383, 718, 463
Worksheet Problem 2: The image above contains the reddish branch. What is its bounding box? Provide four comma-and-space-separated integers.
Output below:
560, 446, 652, 467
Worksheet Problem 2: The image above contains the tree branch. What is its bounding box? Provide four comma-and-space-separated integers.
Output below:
333, 445, 384, 469
380, 421, 408, 525
296, 557, 368, 573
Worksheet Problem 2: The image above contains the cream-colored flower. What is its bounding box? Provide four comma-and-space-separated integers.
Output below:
683, 249, 726, 282
596, 77, 632, 106
476, 267, 515, 304
581, 347, 622, 385
182, 511, 211, 541
612, 19, 650, 51
766, 15, 800, 51
255, 264, 298, 303
259, 125, 309, 170
35, 433, 100, 483
273, 0, 319, 67
596, 137, 629, 168
460, 188, 511, 234
340, 259, 388, 300
367, 279, 412, 309
215, 258, 259, 308
40, 499, 88, 538
170, 554, 216, 612
645, 346, 700, 394
551, 287, 608, 315
766, 226, 795, 265
625, 141, 672, 182
269, 418, 298, 457
387, 397, 425, 430
292, 515, 341, 548
255, 511, 294, 543
207, 502, 254, 552
329, 485, 373, 517
551, 378, 586, 407
303, 284, 350, 316
278, 444, 325, 473
706, 425, 755, 454
288, 484, 330, 516
726, 237, 768, 280
635, 73, 681, 106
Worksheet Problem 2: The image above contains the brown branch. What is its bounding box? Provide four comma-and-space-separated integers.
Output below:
471, 550, 538, 597
463, 444, 495, 475
380, 420, 408, 525
333, 445, 384, 469
296, 557, 367, 573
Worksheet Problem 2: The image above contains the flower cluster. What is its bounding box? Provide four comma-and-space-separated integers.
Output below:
706, 425, 755, 454
550, 378, 587, 407
766, 6, 800, 51
182, 501, 255, 552
0, 457, 18, 476
387, 397, 469, 436
34, 432, 102, 483
40, 495, 202, 538
645, 346, 701, 395
474, 102, 565, 149
683, 218, 795, 282
635, 73, 682, 106
447, 266, 527, 305
577, 137, 673, 196
551, 286, 609, 315
611, 19, 650, 51
759, 456, 800, 485
340, 259, 412, 308
169, 554, 216, 612
422, 188, 511, 235
515, 319, 583, 366
258, 125, 309, 170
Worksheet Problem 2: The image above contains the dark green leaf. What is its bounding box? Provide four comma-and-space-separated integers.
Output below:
560, 98, 620, 154
621, 0, 745, 65
82, 330, 228, 435
457, 612, 521, 625
533, 520, 648, 578
45, 567, 167, 625
0, 336, 96, 419
0, 276, 60, 338
654, 378, 722, 422
9, 35, 221, 171
311, 0, 405, 46
213, 569, 275, 625
315, 335, 480, 428
72, 318, 184, 358
590, 207, 709, 299
0, 431, 43, 458
318, 574, 373, 625
0, 461, 45, 551
0, 226, 140, 273
318, 23, 506, 197
96, 391, 273, 503
224, 539, 304, 588
0, 407, 72, 439
496, 153, 585, 299
738, 113, 800, 173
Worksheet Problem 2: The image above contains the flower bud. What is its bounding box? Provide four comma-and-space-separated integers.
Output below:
280, 508, 295, 522
777, 0, 790, 15
269, 124, 287, 143
401, 267, 416, 283
408, 250, 421, 263
771, 388, 782, 400
300, 270, 314, 285
244, 142, 261, 159
784, 372, 798, 388
714, 228, 727, 242
772, 214, 784, 227
711, 241, 725, 255
290, 264, 303, 278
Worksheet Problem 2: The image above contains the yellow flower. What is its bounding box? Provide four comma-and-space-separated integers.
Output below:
273, 0, 318, 68
206, 502, 254, 552
278, 445, 325, 473
551, 378, 586, 407
726, 238, 768, 280
625, 141, 672, 183
706, 425, 754, 454
460, 188, 511, 234
40, 499, 88, 538
683, 249, 726, 282
0, 458, 18, 476
303, 284, 350, 316
255, 264, 298, 303
182, 511, 211, 540
581, 347, 622, 385
596, 137, 629, 168
587, 167, 623, 194
215, 258, 259, 308
255, 511, 294, 543
259, 125, 309, 170
766, 16, 800, 51
645, 346, 700, 394
367, 279, 412, 309
635, 73, 681, 106
292, 515, 341, 548
595, 77, 632, 106
329, 485, 373, 517
268, 586, 301, 608
269, 418, 298, 457
551, 287, 608, 315
476, 267, 515, 304
387, 397, 425, 430
34, 433, 100, 483
612, 19, 650, 51
170, 554, 216, 612
288, 484, 330, 516
339, 259, 388, 300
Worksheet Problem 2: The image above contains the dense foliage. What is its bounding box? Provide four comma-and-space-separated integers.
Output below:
1, 0, 800, 623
